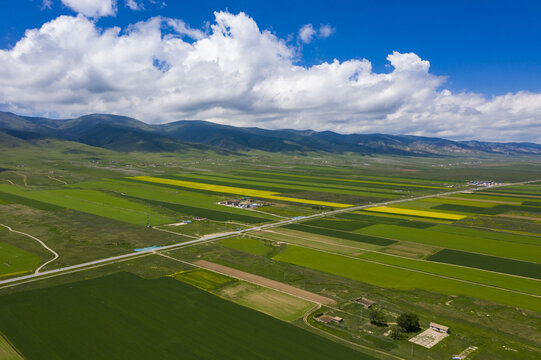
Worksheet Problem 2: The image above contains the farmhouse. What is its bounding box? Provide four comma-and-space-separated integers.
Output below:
314, 314, 343, 324
355, 297, 376, 309
430, 322, 449, 333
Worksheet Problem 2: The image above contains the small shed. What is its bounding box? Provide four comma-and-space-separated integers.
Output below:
430, 322, 449, 333
314, 314, 343, 324
355, 297, 376, 309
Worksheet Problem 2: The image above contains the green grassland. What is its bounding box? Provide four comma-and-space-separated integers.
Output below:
220, 237, 273, 255
427, 249, 541, 279
0, 272, 374, 360
0, 204, 190, 267
0, 240, 41, 278
274, 245, 541, 312
355, 224, 541, 262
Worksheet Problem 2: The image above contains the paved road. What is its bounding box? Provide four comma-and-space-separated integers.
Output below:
1, 178, 539, 287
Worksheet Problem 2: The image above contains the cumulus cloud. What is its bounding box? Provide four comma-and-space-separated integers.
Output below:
61, 0, 117, 18
298, 24, 316, 44
0, 11, 540, 142
125, 0, 143, 11
318, 24, 334, 39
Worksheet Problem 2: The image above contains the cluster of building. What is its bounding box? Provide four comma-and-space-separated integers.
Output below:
218, 198, 263, 209
468, 180, 503, 187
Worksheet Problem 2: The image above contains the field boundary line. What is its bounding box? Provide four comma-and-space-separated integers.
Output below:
252, 231, 541, 283
1, 178, 539, 287
152, 226, 198, 239
274, 241, 541, 298
157, 253, 335, 305
0, 223, 59, 273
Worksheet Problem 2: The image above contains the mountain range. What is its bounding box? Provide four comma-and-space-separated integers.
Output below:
1, 111, 540, 156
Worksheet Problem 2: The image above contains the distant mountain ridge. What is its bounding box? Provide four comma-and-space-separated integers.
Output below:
1, 111, 540, 155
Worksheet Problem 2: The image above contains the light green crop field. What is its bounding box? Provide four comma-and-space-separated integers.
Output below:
171, 268, 237, 291
216, 281, 314, 322
219, 237, 273, 256
0, 240, 41, 278
356, 252, 541, 295
355, 224, 541, 262
0, 184, 173, 226
0, 335, 22, 360
274, 245, 541, 312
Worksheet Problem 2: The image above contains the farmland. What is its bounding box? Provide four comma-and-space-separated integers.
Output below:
1, 147, 541, 359
0, 273, 372, 360
0, 238, 41, 278
273, 245, 541, 312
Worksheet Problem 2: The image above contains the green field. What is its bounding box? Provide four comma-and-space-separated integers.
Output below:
274, 245, 541, 312
282, 223, 395, 246
0, 240, 41, 278
220, 237, 273, 255
357, 252, 541, 294
427, 249, 541, 280
0, 185, 173, 226
171, 268, 237, 291
355, 224, 541, 262
0, 273, 374, 360
427, 224, 541, 245
70, 179, 276, 220
0, 335, 22, 360
216, 281, 314, 321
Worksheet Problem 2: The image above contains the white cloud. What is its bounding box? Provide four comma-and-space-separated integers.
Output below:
298, 24, 316, 44
0, 11, 540, 142
125, 0, 143, 11
61, 0, 117, 18
165, 18, 205, 40
318, 24, 334, 39
41, 0, 53, 10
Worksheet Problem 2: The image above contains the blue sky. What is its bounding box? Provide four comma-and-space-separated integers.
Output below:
0, 0, 540, 142
2, 0, 540, 95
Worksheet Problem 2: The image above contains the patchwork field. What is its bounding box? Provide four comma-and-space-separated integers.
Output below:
273, 245, 541, 312
355, 224, 541, 262
1, 153, 541, 360
0, 273, 373, 360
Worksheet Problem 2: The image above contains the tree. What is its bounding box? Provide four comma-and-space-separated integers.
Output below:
369, 309, 387, 326
397, 312, 420, 333
390, 326, 408, 340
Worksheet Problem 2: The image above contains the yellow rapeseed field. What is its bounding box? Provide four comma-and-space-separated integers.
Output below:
363, 206, 466, 220
130, 176, 352, 208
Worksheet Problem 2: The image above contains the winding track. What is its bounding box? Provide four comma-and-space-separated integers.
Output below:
0, 179, 539, 288
0, 224, 59, 273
